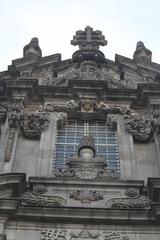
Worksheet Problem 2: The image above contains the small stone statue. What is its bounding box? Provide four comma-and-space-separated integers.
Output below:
133, 41, 152, 62
23, 37, 42, 58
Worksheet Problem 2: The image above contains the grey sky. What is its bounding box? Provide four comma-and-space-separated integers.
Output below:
0, 0, 160, 71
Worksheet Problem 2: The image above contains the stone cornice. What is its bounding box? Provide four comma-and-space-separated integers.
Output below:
0, 174, 159, 225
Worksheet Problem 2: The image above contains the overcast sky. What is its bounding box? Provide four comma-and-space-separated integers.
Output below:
0, 0, 160, 71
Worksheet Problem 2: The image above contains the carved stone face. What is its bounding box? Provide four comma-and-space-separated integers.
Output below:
79, 148, 94, 159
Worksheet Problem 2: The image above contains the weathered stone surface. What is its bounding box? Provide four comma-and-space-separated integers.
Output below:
0, 26, 160, 239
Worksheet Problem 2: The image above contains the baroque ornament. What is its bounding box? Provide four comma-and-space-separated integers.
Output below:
21, 191, 65, 207
40, 100, 80, 113
95, 102, 130, 115
54, 157, 119, 180
124, 111, 153, 142
69, 190, 103, 203
20, 113, 50, 139
105, 191, 151, 209
41, 229, 129, 240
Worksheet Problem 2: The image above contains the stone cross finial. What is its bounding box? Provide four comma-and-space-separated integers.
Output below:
71, 26, 107, 50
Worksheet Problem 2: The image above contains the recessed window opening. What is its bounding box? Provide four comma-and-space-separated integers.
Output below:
53, 120, 119, 174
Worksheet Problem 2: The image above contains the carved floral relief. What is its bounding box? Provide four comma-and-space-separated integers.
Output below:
41, 229, 129, 240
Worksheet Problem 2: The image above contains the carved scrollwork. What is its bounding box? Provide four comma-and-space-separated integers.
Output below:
21, 191, 65, 207
95, 102, 130, 115
105, 193, 151, 209
124, 111, 153, 142
20, 113, 50, 139
39, 100, 80, 113
69, 190, 103, 203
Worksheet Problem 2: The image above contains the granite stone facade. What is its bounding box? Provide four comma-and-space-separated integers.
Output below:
0, 26, 160, 239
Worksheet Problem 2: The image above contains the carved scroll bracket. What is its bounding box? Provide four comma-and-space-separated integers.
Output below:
105, 188, 151, 209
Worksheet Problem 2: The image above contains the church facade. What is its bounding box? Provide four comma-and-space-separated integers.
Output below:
0, 26, 160, 240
